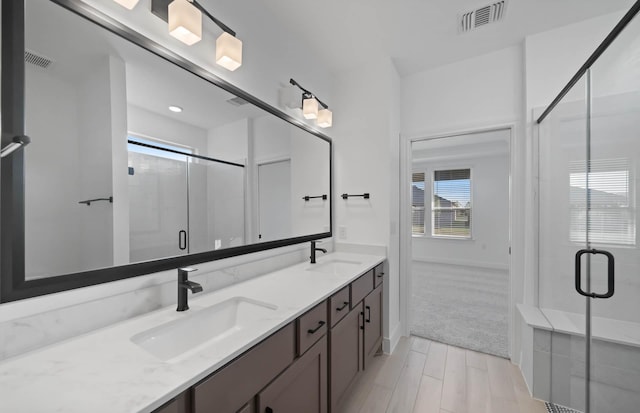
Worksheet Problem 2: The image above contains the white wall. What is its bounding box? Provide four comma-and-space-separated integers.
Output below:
402, 46, 524, 136
24, 65, 82, 279
330, 57, 401, 350
290, 127, 331, 236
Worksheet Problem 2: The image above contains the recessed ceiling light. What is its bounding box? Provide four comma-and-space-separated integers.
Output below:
169, 105, 183, 113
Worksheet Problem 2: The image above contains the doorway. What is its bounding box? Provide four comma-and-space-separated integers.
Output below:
409, 128, 511, 357
257, 159, 292, 242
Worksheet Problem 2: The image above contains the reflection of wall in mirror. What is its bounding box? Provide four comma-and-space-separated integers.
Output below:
25, 55, 128, 279
253, 115, 292, 242
290, 128, 330, 237
208, 118, 248, 249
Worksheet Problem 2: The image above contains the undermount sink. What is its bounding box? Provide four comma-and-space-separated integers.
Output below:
306, 259, 362, 275
131, 297, 277, 362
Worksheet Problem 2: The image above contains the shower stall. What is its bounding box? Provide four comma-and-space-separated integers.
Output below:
533, 2, 640, 412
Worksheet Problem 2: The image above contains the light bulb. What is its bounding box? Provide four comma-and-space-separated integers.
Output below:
216, 32, 243, 71
168, 0, 202, 46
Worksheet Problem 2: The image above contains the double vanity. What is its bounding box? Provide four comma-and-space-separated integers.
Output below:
0, 252, 385, 413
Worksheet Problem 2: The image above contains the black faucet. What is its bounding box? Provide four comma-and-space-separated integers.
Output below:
177, 267, 202, 312
310, 241, 327, 264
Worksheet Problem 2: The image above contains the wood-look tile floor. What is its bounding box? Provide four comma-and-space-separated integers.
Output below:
338, 336, 547, 413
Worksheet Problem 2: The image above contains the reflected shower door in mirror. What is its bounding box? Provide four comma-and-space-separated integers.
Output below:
127, 136, 246, 263
13, 0, 331, 285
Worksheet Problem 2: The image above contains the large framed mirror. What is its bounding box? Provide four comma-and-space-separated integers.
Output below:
0, 0, 332, 302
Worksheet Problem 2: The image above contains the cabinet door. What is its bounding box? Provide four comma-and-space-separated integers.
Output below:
193, 324, 295, 413
363, 284, 383, 367
329, 303, 363, 412
152, 391, 190, 413
257, 335, 327, 413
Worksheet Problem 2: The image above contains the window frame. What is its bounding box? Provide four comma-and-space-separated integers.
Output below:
430, 167, 473, 240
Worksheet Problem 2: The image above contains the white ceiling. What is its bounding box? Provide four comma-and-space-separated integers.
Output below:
258, 0, 635, 76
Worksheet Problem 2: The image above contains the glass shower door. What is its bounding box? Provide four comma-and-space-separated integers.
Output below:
586, 11, 640, 412
539, 8, 640, 412
128, 149, 189, 263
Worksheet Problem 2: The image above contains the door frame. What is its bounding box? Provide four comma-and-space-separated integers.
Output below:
399, 123, 516, 357
255, 157, 292, 243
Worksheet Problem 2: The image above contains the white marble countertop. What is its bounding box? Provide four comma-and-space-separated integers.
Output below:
0, 252, 385, 413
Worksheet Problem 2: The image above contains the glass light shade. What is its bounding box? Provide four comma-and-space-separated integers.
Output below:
216, 32, 243, 71
303, 98, 319, 120
317, 108, 333, 128
168, 0, 202, 46
113, 0, 140, 9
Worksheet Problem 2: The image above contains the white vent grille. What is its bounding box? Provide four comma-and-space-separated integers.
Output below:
226, 96, 248, 106
460, 1, 507, 33
25, 50, 53, 68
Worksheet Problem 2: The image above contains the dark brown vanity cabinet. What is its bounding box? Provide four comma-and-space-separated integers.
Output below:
153, 392, 191, 413
363, 284, 383, 366
151, 261, 385, 413
329, 270, 384, 412
193, 324, 295, 413
329, 303, 363, 412
257, 335, 328, 413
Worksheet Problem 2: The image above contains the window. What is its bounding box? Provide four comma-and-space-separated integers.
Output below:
127, 135, 193, 162
412, 172, 426, 234
569, 158, 635, 245
432, 169, 471, 238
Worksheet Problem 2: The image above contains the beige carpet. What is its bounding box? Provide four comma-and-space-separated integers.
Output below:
410, 261, 509, 357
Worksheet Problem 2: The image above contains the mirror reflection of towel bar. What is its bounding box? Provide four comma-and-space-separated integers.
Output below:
78, 197, 113, 206
0, 135, 31, 158
341, 193, 370, 200
302, 195, 327, 201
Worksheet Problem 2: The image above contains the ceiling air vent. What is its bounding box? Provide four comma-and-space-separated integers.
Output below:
460, 0, 507, 33
25, 50, 53, 69
226, 96, 248, 106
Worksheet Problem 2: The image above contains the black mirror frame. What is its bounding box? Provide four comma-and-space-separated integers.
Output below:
0, 0, 332, 303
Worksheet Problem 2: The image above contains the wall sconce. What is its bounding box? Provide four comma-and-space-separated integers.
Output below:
289, 79, 333, 128
120, 0, 244, 71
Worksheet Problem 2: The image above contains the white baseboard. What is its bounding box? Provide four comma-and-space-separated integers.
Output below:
383, 322, 403, 354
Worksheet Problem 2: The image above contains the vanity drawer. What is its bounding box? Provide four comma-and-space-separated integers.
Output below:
297, 300, 328, 356
351, 269, 374, 307
374, 263, 384, 288
329, 286, 351, 328
193, 323, 295, 413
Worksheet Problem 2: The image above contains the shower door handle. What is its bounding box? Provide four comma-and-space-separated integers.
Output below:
178, 230, 187, 250
575, 249, 615, 299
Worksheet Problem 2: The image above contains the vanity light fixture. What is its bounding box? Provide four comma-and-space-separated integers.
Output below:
168, 0, 202, 46
150, 0, 243, 71
113, 0, 140, 10
168, 105, 183, 113
290, 78, 332, 128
